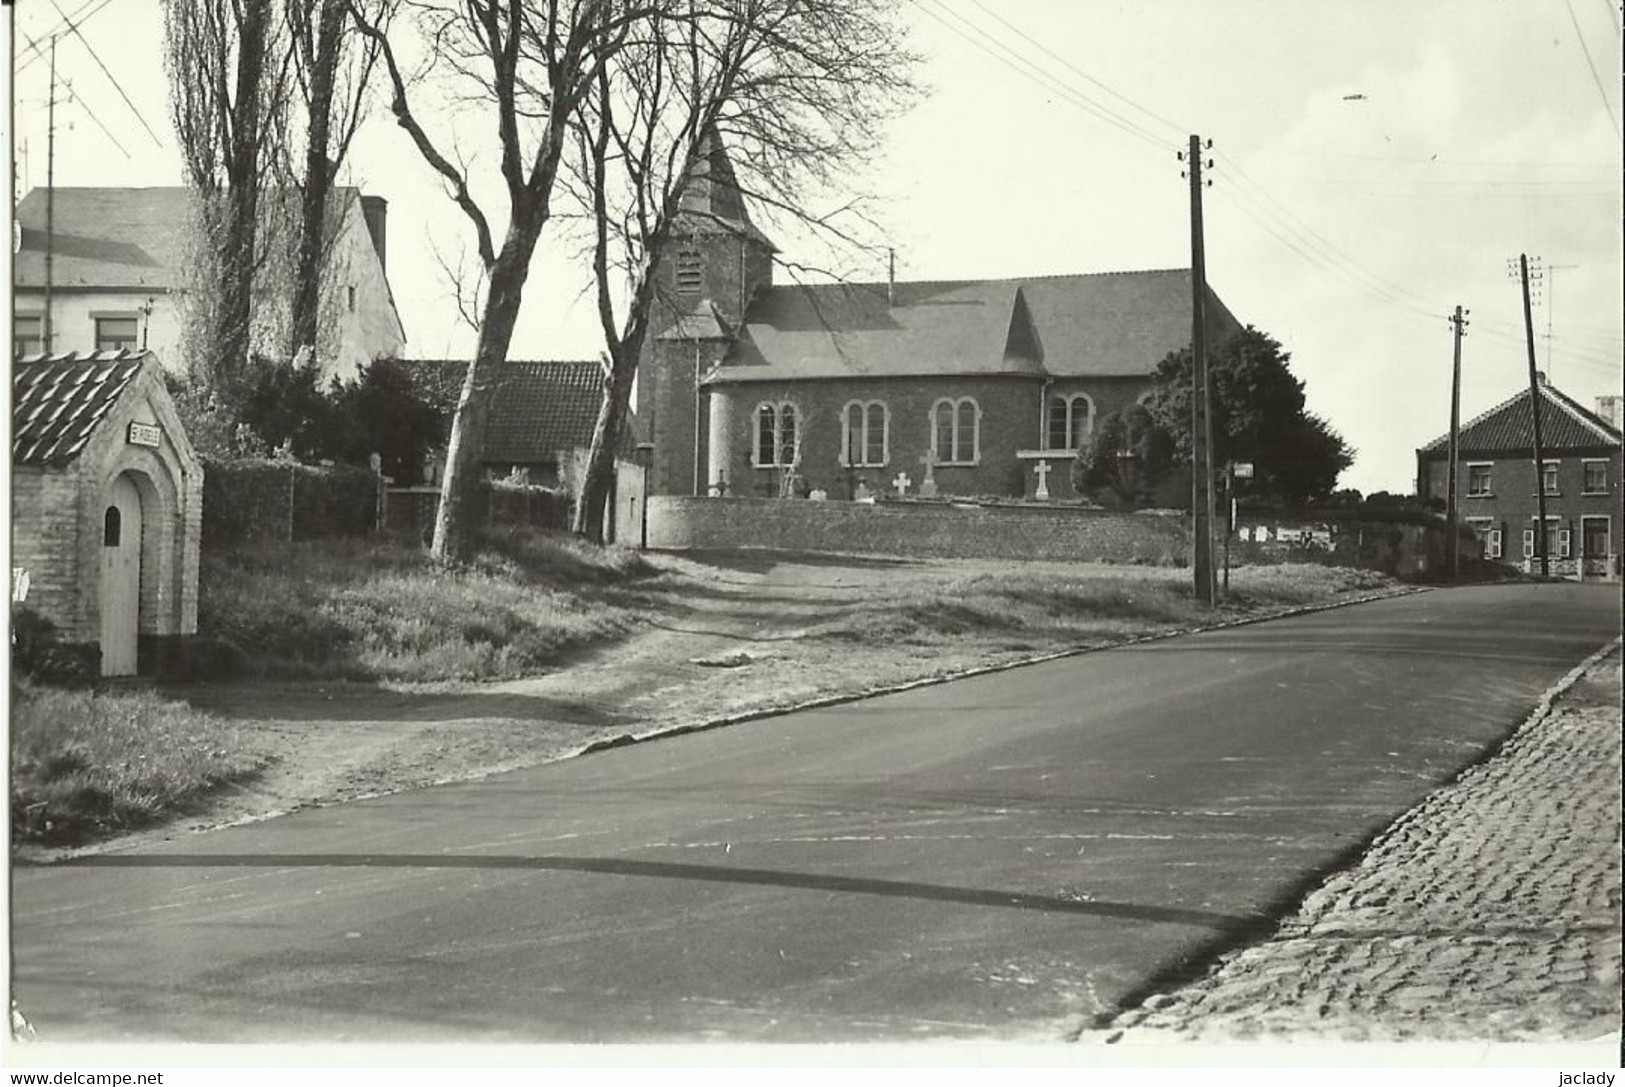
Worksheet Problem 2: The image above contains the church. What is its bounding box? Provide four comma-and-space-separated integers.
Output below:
635, 142, 1242, 503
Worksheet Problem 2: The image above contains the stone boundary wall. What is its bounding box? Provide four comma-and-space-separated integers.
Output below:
647, 496, 1189, 563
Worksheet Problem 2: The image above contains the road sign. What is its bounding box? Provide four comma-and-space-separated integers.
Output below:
1231, 462, 1254, 479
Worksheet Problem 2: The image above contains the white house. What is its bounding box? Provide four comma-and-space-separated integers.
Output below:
12, 186, 406, 382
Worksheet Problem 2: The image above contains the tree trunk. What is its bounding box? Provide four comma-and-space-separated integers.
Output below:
291, 0, 345, 364
431, 232, 537, 561
572, 256, 664, 544
217, 0, 271, 396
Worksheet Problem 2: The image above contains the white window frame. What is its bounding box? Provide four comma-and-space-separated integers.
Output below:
1047, 393, 1095, 452
13, 313, 43, 357
1465, 462, 1493, 497
840, 400, 889, 468
1465, 516, 1497, 560
1535, 459, 1561, 497
1524, 515, 1569, 559
753, 401, 799, 468
93, 312, 140, 353
931, 397, 981, 466
1582, 459, 1609, 495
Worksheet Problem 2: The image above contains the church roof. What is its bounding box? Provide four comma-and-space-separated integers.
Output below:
13, 350, 151, 466
715, 269, 1239, 383
1418, 380, 1623, 455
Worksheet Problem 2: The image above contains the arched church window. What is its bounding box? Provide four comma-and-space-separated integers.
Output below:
931, 397, 980, 465
1048, 394, 1094, 451
104, 506, 121, 547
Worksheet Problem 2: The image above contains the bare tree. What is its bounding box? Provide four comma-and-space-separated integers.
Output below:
346, 0, 660, 561
162, 0, 292, 396
565, 0, 918, 542
286, 0, 384, 366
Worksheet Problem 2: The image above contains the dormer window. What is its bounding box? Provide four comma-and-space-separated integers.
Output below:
676, 249, 703, 295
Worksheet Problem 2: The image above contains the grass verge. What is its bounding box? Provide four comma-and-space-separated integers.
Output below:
807, 563, 1394, 647
10, 682, 268, 845
199, 527, 657, 682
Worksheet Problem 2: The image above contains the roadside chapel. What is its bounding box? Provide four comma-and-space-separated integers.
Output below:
12, 350, 203, 676
635, 138, 1243, 503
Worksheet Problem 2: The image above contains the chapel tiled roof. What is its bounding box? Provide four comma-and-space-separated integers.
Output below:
12, 351, 150, 466
1418, 381, 1623, 455
716, 269, 1241, 383
402, 359, 615, 464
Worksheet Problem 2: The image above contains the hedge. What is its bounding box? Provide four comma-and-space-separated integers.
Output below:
203, 457, 381, 547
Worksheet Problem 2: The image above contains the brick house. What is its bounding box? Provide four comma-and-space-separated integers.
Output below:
13, 186, 405, 383
12, 350, 204, 675
636, 140, 1241, 503
1415, 377, 1622, 578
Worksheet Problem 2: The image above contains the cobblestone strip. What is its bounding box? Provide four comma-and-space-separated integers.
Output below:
1098, 640, 1623, 1045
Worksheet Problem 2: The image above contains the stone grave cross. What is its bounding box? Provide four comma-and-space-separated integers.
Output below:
892, 471, 912, 497
1032, 458, 1052, 500
918, 449, 939, 498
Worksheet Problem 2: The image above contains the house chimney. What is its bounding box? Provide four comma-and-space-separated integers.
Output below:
1596, 395, 1624, 429
360, 194, 387, 272
1535, 370, 1548, 386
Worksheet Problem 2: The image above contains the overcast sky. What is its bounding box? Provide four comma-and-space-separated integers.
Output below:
9, 0, 1622, 494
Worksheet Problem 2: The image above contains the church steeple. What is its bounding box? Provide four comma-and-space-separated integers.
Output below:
661, 131, 776, 332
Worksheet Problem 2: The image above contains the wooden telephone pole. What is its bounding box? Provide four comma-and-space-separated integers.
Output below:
1446, 305, 1468, 580
1515, 254, 1549, 577
1182, 135, 1217, 605
45, 35, 58, 355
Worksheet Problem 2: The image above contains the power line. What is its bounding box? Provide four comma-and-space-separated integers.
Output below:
962, 0, 1188, 141
909, 0, 1172, 158
16, 0, 114, 74
1562, 0, 1623, 138
58, 76, 131, 158
48, 0, 165, 148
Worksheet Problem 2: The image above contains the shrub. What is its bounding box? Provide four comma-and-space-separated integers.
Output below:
9, 608, 98, 686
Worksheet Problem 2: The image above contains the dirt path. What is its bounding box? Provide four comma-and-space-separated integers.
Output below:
38, 553, 1405, 859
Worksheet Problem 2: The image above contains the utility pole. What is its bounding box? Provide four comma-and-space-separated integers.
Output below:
1446, 305, 1469, 581
1514, 254, 1549, 577
1180, 135, 1217, 605
45, 35, 58, 355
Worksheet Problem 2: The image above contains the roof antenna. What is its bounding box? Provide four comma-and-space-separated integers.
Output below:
887, 247, 895, 308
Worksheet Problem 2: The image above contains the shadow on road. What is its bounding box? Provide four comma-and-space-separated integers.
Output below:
169, 687, 638, 726
24, 851, 1259, 933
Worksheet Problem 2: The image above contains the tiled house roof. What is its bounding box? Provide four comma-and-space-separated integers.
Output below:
1419, 381, 1623, 455
13, 189, 189, 290
12, 350, 150, 465
719, 269, 1241, 383
402, 359, 619, 464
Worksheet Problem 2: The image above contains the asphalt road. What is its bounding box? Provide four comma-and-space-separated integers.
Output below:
11, 582, 1620, 1043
